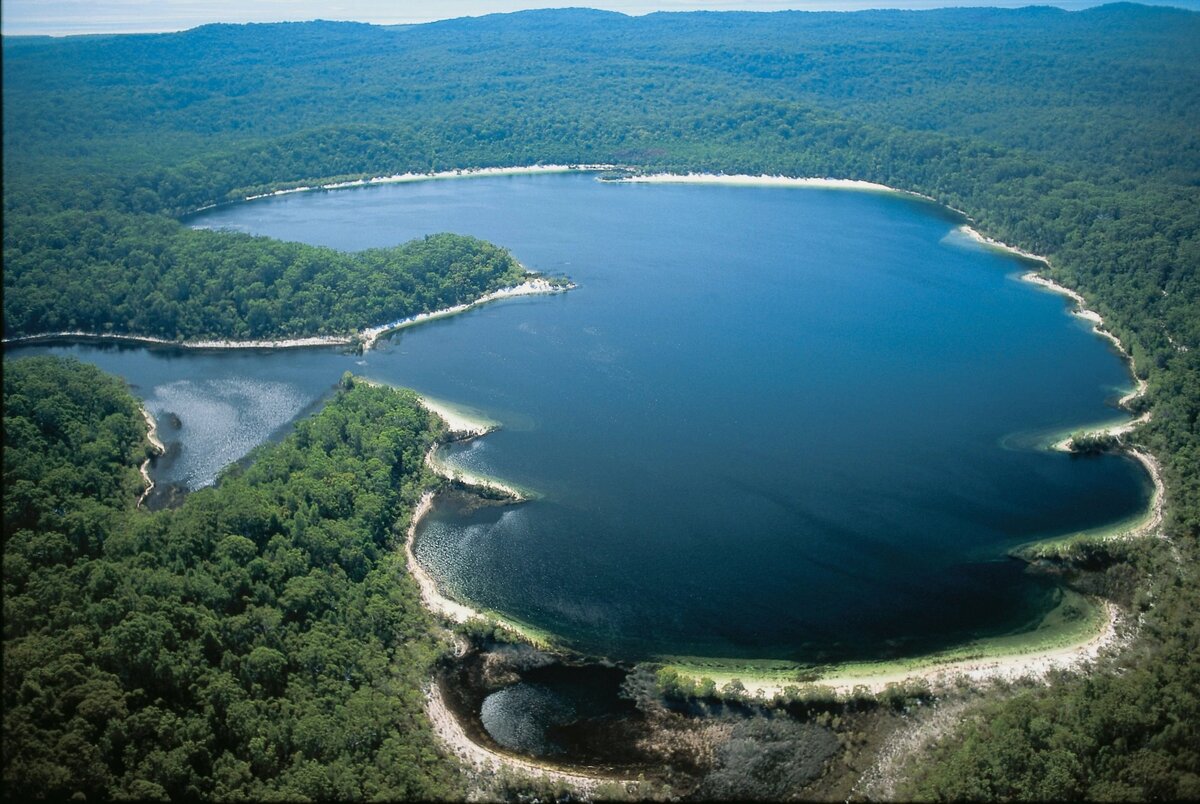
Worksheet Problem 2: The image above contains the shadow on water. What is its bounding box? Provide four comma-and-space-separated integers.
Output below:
441, 644, 652, 768
437, 640, 847, 798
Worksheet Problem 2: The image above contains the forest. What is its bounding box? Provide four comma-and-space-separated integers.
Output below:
3, 225, 525, 341
4, 358, 461, 799
3, 3, 1199, 799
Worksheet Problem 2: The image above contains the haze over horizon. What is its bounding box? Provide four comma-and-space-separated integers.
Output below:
3, 0, 1197, 36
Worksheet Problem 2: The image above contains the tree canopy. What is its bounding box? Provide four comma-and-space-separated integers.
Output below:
3, 4, 1200, 798
3, 357, 460, 799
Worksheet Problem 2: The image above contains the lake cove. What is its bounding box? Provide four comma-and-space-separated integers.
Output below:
13, 172, 1151, 666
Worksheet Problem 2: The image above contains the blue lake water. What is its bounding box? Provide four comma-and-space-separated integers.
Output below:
9, 173, 1151, 664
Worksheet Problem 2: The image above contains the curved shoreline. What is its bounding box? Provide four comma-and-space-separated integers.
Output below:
676, 601, 1126, 698
1018, 270, 1164, 545
361, 278, 571, 351
137, 406, 166, 508
237, 163, 616, 205
1, 278, 570, 353
17, 166, 1165, 706
618, 171, 1163, 695
613, 172, 901, 194
401, 403, 623, 792
403, 397, 528, 627
622, 175, 1161, 537
376, 169, 1161, 703
405, 490, 481, 625
425, 681, 620, 796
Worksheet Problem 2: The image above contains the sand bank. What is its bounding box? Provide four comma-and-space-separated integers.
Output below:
425, 681, 622, 796
405, 491, 481, 624
402, 399, 527, 625
411, 392, 526, 498
424, 447, 527, 501
1122, 449, 1165, 543
957, 224, 1049, 264
1021, 270, 1132, 355
1, 329, 355, 350
361, 277, 571, 351
2, 279, 570, 353
674, 601, 1124, 699
137, 406, 166, 508
613, 172, 899, 194
417, 395, 500, 440
810, 602, 1123, 695
244, 164, 615, 202
1049, 411, 1152, 453
142, 406, 165, 454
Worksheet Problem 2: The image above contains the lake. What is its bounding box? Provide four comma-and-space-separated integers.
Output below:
9, 172, 1151, 665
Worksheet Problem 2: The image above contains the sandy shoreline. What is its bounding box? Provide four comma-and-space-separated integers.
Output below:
2, 279, 569, 353
627, 174, 1163, 697
404, 490, 481, 624
402, 408, 616, 791
1128, 449, 1166, 541
243, 164, 616, 203
614, 172, 901, 194
811, 601, 1126, 695
1021, 270, 1130, 353
403, 399, 526, 625
1049, 411, 1152, 453
1022, 270, 1165, 544
360, 277, 571, 351
19, 165, 1167, 737
137, 406, 165, 508
957, 223, 1049, 264
2, 330, 353, 350
425, 681, 618, 796
417, 395, 499, 440
681, 601, 1126, 699
424, 448, 527, 500
372, 171, 1163, 707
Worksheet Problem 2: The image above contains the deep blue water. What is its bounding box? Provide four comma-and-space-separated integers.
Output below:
9, 173, 1151, 663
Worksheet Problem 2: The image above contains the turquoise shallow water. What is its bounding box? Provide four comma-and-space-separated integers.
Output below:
10, 173, 1151, 663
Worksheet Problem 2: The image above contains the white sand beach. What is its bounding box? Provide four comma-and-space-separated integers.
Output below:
401, 397, 525, 625
958, 223, 1049, 264
1021, 270, 1131, 354
811, 602, 1125, 696
137, 407, 166, 508
361, 277, 570, 351
614, 172, 899, 193
245, 164, 615, 201
1, 329, 355, 350
416, 395, 499, 439
404, 491, 481, 624
2, 278, 570, 353
425, 682, 619, 796
687, 601, 1126, 699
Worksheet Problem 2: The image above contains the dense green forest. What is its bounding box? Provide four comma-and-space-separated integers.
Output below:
3, 3, 1199, 799
3, 357, 460, 799
3, 224, 525, 341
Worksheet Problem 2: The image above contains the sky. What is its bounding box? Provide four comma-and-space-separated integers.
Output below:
2, 0, 1196, 36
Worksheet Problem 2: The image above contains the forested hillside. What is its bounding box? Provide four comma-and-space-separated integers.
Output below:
4, 4, 1199, 799
3, 358, 459, 799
